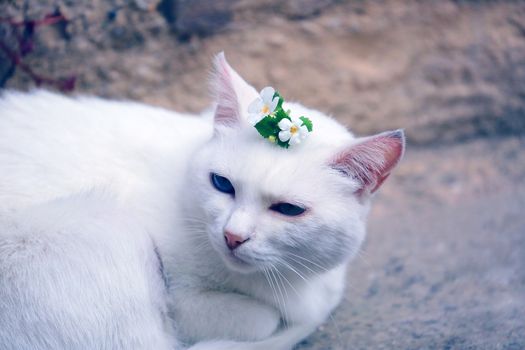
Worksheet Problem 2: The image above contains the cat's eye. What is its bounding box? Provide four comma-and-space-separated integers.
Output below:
210, 173, 235, 196
269, 202, 306, 217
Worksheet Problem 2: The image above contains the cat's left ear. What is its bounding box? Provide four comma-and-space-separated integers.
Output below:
211, 52, 258, 128
329, 129, 405, 196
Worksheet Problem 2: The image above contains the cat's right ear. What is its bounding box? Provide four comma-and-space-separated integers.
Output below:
211, 52, 258, 129
328, 129, 405, 197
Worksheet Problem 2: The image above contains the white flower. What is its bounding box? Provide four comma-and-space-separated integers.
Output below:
248, 86, 279, 125
278, 117, 309, 146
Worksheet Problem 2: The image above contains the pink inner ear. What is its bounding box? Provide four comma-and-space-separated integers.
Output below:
330, 130, 405, 195
212, 52, 241, 127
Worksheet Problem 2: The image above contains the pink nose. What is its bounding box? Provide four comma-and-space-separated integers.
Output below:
224, 231, 250, 250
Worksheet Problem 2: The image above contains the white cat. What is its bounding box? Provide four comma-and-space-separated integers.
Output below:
0, 53, 404, 350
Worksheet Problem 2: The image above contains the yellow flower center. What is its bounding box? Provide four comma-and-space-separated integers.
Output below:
290, 125, 298, 134
261, 105, 270, 114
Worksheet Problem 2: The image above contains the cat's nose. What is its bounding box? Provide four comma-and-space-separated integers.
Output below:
224, 230, 250, 250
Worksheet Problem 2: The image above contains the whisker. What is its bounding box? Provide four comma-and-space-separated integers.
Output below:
273, 266, 301, 298
278, 259, 309, 283
286, 255, 318, 275
271, 265, 290, 328
268, 267, 287, 327
287, 252, 330, 273
263, 267, 280, 321
354, 248, 372, 267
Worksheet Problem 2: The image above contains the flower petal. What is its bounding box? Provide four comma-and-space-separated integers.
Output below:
289, 133, 301, 145
291, 116, 303, 125
248, 113, 263, 126
260, 86, 275, 104
278, 118, 292, 131
279, 130, 291, 142
248, 99, 263, 114
299, 125, 309, 136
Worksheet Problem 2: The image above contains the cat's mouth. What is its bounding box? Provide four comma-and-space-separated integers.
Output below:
226, 250, 250, 265
221, 249, 258, 273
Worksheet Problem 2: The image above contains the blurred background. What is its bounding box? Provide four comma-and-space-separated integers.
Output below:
1, 1, 524, 348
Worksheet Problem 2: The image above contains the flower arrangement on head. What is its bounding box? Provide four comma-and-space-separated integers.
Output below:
248, 87, 313, 148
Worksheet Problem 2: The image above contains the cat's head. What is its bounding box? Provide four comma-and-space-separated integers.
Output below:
188, 53, 405, 275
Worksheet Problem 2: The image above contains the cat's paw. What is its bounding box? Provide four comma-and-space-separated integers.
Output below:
186, 339, 277, 350
174, 292, 280, 343
238, 302, 280, 341
186, 340, 241, 350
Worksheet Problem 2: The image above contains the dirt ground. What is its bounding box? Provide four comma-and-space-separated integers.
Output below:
298, 137, 525, 349
1, 1, 524, 349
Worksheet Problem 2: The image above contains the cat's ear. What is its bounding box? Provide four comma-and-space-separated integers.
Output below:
329, 129, 405, 196
211, 52, 258, 128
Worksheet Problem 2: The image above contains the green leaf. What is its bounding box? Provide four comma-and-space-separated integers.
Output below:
274, 91, 284, 110
274, 108, 289, 122
299, 116, 313, 132
254, 116, 278, 138
277, 140, 289, 148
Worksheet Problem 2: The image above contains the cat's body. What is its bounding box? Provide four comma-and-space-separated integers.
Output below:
0, 91, 200, 349
0, 54, 404, 349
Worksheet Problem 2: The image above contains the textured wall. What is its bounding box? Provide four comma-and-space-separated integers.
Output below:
1, 0, 524, 144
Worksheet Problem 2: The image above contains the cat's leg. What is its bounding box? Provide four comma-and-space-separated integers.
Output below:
186, 323, 317, 350
0, 190, 177, 350
172, 289, 281, 344
183, 291, 335, 350
185, 265, 348, 350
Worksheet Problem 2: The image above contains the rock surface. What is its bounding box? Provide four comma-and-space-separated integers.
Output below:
1, 1, 524, 145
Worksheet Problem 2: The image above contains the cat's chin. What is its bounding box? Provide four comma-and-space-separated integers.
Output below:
220, 250, 259, 274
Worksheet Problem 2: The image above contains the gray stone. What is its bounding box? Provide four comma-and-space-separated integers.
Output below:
170, 0, 238, 38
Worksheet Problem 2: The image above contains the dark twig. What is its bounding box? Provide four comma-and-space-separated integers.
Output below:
0, 12, 76, 91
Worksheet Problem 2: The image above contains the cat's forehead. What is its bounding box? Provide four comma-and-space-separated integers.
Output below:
211, 135, 324, 172
205, 102, 357, 198
206, 134, 339, 199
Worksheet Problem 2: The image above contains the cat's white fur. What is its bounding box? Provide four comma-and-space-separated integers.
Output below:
0, 53, 404, 350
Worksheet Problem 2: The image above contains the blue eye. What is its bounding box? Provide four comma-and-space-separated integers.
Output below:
210, 173, 235, 195
269, 202, 306, 216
